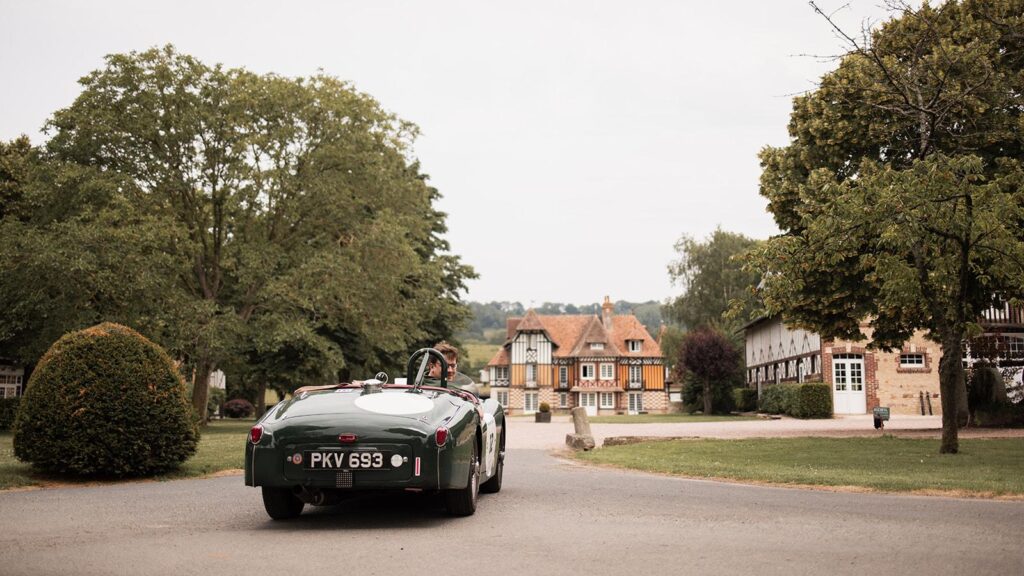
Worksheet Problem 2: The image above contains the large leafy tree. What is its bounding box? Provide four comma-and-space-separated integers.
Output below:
12, 46, 473, 422
667, 228, 762, 332
678, 326, 742, 415
752, 1, 1024, 453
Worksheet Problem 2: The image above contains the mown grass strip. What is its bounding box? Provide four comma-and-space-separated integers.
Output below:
575, 436, 1024, 496
0, 419, 254, 490
588, 414, 759, 424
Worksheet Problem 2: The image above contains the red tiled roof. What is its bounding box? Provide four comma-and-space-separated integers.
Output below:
567, 316, 621, 357
488, 311, 662, 365
611, 316, 662, 356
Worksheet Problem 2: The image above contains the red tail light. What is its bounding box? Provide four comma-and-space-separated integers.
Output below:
338, 433, 357, 443
250, 425, 264, 444
435, 426, 449, 447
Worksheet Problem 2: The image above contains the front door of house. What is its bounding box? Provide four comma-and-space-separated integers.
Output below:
832, 354, 866, 414
580, 392, 597, 416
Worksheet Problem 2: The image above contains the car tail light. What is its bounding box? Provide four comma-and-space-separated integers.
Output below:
250, 425, 264, 444
435, 426, 449, 447
338, 433, 357, 443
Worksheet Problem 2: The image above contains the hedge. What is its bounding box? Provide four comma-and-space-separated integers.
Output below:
0, 397, 19, 430
732, 388, 758, 412
222, 398, 255, 418
13, 323, 199, 477
759, 382, 832, 419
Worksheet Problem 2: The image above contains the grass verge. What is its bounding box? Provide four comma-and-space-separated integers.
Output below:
0, 419, 253, 490
575, 436, 1024, 497
588, 413, 759, 424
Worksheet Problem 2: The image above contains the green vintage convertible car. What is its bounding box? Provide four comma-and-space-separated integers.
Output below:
245, 348, 506, 519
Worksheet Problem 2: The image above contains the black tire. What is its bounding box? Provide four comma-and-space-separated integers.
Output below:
480, 430, 504, 494
444, 439, 479, 516
261, 487, 305, 520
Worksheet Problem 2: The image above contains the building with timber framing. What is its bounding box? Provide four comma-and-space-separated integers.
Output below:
742, 302, 1024, 415
485, 297, 666, 415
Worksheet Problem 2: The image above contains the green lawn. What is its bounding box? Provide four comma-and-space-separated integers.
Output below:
576, 436, 1024, 496
589, 413, 760, 424
0, 419, 253, 490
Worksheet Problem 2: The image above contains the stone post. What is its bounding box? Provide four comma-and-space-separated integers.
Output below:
566, 406, 596, 451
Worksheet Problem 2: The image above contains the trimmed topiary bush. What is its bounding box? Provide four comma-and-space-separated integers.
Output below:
13, 323, 198, 477
222, 398, 255, 419
759, 383, 797, 414
792, 383, 832, 418
759, 382, 832, 418
0, 397, 19, 430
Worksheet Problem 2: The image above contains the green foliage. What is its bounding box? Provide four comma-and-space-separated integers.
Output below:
972, 402, 1024, 427
221, 398, 255, 419
2, 46, 477, 423
667, 228, 762, 332
732, 387, 758, 412
793, 383, 832, 419
752, 1, 1024, 452
539, 402, 551, 413
0, 398, 19, 430
207, 387, 226, 417
759, 383, 831, 419
678, 326, 743, 414
13, 323, 198, 477
759, 383, 797, 415
681, 374, 737, 414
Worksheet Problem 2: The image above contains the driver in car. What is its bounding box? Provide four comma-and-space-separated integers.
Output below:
424, 341, 479, 396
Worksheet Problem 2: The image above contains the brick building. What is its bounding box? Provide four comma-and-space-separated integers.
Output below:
743, 303, 1024, 415
485, 297, 666, 415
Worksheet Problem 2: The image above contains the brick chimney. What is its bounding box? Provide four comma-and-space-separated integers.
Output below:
601, 296, 613, 331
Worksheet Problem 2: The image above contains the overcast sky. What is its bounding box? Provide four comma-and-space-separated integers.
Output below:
0, 0, 896, 306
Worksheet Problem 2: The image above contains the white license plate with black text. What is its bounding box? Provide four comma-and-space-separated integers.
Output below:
304, 451, 391, 470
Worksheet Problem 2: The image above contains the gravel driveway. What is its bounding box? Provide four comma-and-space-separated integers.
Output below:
506, 414, 1023, 450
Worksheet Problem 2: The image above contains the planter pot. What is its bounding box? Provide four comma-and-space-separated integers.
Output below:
535, 411, 552, 423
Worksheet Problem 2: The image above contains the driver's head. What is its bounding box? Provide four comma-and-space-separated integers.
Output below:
431, 341, 459, 379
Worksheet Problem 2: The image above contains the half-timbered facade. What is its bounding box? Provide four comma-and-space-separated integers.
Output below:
486, 297, 666, 415
743, 303, 1024, 416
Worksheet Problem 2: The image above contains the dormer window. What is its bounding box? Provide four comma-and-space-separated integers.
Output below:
627, 340, 642, 353
590, 343, 604, 351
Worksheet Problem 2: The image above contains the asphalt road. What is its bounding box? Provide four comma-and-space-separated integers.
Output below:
1, 448, 1022, 576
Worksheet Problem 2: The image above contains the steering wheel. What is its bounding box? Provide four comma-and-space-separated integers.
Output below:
406, 348, 449, 390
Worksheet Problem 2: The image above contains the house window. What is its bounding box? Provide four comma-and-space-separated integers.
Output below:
1009, 337, 1024, 355
590, 342, 604, 350
628, 392, 643, 413
524, 392, 538, 413
599, 363, 614, 380
900, 354, 925, 367
627, 340, 642, 352
559, 392, 568, 408
558, 365, 568, 386
599, 392, 615, 409
493, 366, 509, 381
581, 363, 595, 380
629, 365, 642, 385
495, 390, 509, 408
526, 363, 537, 383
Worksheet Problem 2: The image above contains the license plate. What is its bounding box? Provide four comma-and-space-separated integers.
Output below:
304, 451, 391, 470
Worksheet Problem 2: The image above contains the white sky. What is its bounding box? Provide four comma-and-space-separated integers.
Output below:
0, 0, 895, 305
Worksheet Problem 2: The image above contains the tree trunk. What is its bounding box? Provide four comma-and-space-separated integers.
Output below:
256, 382, 267, 416
703, 379, 713, 415
938, 333, 968, 454
192, 359, 214, 426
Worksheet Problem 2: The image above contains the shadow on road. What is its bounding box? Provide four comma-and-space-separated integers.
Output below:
253, 490, 484, 530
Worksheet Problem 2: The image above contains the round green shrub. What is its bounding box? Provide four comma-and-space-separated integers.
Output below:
13, 323, 198, 477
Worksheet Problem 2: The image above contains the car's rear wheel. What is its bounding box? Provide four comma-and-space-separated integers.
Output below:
262, 487, 305, 520
444, 439, 479, 516
480, 429, 504, 494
